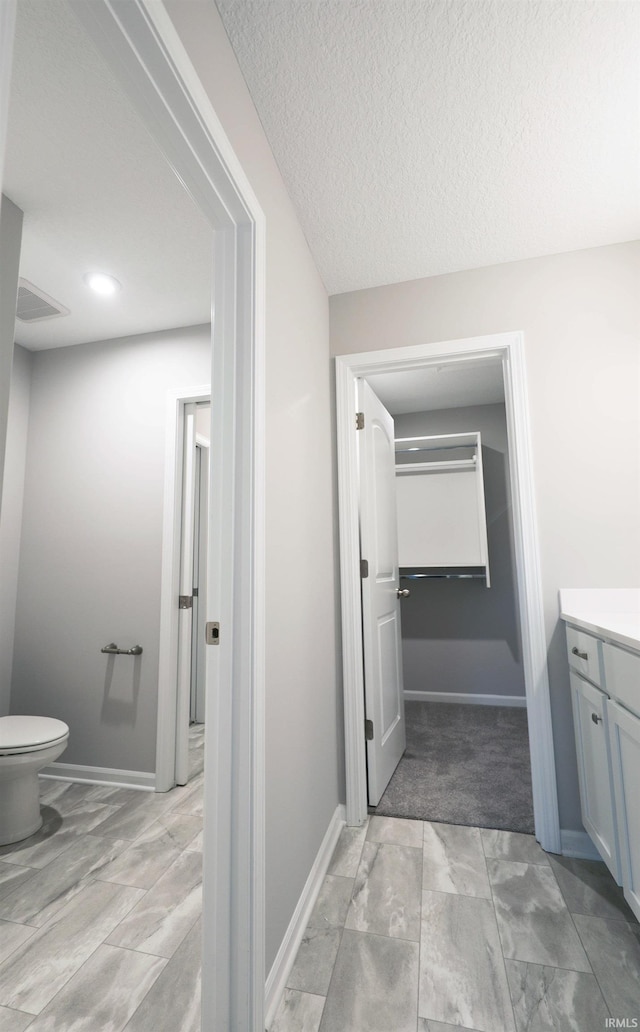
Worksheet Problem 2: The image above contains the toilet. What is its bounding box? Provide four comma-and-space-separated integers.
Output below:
0, 716, 69, 846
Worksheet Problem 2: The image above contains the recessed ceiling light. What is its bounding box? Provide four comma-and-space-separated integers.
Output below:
84, 272, 121, 296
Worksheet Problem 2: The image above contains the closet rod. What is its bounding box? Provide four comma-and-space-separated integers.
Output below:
400, 572, 486, 580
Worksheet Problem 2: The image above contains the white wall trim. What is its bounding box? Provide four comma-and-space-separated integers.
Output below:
40, 763, 155, 791
404, 690, 527, 708
560, 828, 601, 862
336, 333, 561, 854
65, 3, 267, 1029
265, 805, 346, 1029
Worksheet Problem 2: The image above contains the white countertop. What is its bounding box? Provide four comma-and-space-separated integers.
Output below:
559, 589, 640, 652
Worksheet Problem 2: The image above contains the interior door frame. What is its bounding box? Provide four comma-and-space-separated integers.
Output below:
0, 2, 266, 1023
60, 3, 266, 1029
336, 332, 561, 854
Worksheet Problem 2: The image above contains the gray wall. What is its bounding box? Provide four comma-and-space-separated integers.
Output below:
0, 192, 22, 499
11, 325, 210, 773
157, 1, 342, 972
395, 403, 525, 700
331, 240, 640, 832
0, 344, 30, 714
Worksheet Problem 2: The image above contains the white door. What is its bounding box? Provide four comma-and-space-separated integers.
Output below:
358, 379, 407, 805
190, 439, 209, 724
175, 403, 198, 786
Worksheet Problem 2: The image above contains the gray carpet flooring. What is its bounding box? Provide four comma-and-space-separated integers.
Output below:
373, 701, 535, 833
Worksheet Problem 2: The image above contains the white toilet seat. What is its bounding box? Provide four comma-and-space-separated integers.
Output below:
0, 716, 70, 756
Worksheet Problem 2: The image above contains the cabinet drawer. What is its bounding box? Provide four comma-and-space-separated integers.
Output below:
566, 626, 601, 686
603, 643, 640, 717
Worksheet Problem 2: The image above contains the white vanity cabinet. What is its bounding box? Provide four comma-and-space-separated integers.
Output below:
566, 632, 621, 882
560, 589, 640, 923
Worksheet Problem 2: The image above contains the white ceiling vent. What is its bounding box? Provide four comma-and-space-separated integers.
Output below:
16, 278, 70, 322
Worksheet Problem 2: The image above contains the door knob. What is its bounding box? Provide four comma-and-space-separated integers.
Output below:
397, 588, 410, 598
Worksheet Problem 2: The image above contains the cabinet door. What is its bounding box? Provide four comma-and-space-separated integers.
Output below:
569, 673, 620, 882
608, 700, 640, 921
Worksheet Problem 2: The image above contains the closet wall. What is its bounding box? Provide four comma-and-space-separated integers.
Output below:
395, 402, 525, 702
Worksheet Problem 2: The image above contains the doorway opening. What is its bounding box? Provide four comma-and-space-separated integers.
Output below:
360, 369, 533, 832
1, 0, 266, 1026
336, 333, 560, 854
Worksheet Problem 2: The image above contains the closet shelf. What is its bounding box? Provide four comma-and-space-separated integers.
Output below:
394, 430, 490, 586
395, 432, 479, 450
395, 442, 477, 455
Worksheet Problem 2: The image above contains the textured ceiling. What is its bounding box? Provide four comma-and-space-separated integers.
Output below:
217, 0, 640, 295
4, 0, 212, 350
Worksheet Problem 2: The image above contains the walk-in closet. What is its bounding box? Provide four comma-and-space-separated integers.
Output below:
364, 363, 535, 833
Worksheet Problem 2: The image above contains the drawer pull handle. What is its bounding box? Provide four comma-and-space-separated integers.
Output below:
591, 712, 602, 725
571, 646, 588, 661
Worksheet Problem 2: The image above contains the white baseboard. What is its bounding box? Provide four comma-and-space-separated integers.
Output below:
39, 762, 155, 792
265, 804, 346, 1029
560, 828, 601, 862
404, 690, 527, 708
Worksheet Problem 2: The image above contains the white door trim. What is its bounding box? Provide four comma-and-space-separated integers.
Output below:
336, 332, 561, 854
62, 3, 266, 1029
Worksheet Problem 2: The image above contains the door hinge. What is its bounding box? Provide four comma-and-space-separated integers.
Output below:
355, 412, 365, 430
179, 595, 193, 609
360, 559, 369, 578
205, 622, 220, 645
365, 718, 374, 741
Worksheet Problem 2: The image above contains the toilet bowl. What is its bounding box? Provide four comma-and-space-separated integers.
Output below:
0, 716, 69, 846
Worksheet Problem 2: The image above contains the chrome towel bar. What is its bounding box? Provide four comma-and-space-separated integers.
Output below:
101, 642, 143, 656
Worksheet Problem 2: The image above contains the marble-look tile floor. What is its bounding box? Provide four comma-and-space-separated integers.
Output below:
0, 728, 205, 1031
271, 817, 640, 1032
